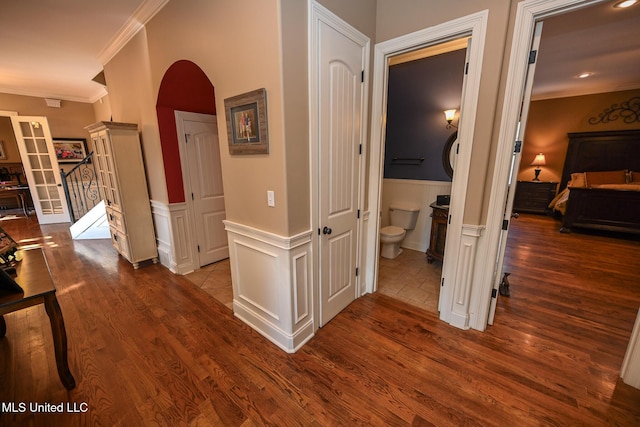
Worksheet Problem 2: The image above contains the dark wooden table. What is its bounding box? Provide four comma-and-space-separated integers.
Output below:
0, 185, 31, 217
0, 248, 76, 389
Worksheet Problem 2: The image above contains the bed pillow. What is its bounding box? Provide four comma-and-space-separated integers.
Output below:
568, 172, 586, 188
584, 170, 627, 187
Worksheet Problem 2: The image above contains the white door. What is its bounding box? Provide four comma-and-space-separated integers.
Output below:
10, 116, 71, 224
177, 112, 228, 267
317, 13, 367, 326
488, 22, 544, 324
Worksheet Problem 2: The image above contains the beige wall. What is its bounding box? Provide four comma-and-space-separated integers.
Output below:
375, 0, 516, 224
0, 92, 96, 169
104, 30, 167, 203
92, 94, 112, 122
519, 88, 640, 183
0, 92, 96, 140
104, 0, 289, 234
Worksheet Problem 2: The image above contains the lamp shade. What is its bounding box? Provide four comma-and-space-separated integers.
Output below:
531, 153, 546, 166
444, 109, 456, 122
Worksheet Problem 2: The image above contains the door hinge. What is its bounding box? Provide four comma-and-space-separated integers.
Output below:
514, 140, 522, 153
492, 288, 498, 298
441, 278, 444, 287
191, 193, 194, 200
361, 70, 364, 83
197, 245, 200, 252
359, 144, 362, 155
357, 209, 360, 219
456, 143, 459, 154
528, 50, 537, 64
355, 267, 359, 277
465, 62, 469, 75
448, 215, 452, 225
502, 219, 509, 230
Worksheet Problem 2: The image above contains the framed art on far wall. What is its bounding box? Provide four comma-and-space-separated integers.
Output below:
53, 138, 88, 163
224, 88, 269, 155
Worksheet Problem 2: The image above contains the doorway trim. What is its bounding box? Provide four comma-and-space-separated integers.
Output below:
366, 11, 489, 328
470, 0, 606, 331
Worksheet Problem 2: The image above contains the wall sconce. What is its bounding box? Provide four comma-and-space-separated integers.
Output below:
444, 109, 457, 129
530, 153, 546, 181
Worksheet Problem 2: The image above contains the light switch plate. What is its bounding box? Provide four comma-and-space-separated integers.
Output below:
267, 190, 275, 207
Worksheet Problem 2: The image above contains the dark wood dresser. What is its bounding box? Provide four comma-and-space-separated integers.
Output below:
426, 202, 449, 263
513, 181, 558, 214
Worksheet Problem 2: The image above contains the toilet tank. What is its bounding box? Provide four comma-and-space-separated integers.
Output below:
389, 204, 420, 230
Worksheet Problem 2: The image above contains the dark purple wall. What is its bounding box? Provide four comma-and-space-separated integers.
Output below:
384, 49, 466, 181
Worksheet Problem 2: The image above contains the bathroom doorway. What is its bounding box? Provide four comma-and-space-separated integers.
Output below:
375, 40, 467, 314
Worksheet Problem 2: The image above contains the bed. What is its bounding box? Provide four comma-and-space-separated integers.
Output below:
550, 129, 640, 235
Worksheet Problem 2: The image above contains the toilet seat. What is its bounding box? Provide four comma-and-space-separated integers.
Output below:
380, 225, 405, 238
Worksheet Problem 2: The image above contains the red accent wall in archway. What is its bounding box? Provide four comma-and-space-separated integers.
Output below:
156, 60, 216, 203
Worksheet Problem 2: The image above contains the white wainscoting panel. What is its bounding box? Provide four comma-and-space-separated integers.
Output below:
447, 224, 484, 329
151, 200, 195, 274
381, 179, 452, 252
224, 220, 314, 353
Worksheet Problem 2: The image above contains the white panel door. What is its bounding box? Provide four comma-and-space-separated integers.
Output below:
10, 116, 71, 224
180, 113, 228, 267
318, 18, 365, 326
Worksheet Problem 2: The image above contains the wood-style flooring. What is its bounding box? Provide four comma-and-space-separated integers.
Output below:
0, 213, 639, 426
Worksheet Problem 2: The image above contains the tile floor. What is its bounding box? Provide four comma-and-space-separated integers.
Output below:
377, 248, 441, 314
184, 247, 441, 315
184, 258, 234, 310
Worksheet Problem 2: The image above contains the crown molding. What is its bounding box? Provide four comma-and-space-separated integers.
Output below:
98, 0, 170, 65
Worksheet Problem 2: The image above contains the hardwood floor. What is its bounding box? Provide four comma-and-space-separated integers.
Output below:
0, 213, 639, 426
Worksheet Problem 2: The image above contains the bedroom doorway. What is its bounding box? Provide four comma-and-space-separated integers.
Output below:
481, 0, 640, 328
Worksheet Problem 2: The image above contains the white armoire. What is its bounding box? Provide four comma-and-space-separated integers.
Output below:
86, 121, 158, 268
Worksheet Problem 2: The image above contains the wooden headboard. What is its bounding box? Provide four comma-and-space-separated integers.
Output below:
560, 129, 640, 190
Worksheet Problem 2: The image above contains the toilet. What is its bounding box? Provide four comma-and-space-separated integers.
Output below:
380, 204, 420, 259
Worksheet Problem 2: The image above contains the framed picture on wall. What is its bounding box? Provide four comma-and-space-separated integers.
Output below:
224, 88, 269, 155
0, 141, 6, 160
52, 138, 88, 163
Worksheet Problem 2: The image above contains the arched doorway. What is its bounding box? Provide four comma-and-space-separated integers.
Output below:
156, 60, 228, 273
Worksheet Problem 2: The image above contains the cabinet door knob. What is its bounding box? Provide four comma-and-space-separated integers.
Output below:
322, 226, 332, 235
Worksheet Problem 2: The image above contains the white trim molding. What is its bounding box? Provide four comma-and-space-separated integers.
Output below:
151, 200, 195, 275
224, 220, 314, 353
622, 308, 640, 389
444, 224, 484, 329
98, 0, 171, 66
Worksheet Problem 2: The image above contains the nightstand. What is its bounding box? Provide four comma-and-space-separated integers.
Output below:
513, 181, 558, 214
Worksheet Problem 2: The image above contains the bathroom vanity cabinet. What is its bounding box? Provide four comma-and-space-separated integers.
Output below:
426, 202, 449, 263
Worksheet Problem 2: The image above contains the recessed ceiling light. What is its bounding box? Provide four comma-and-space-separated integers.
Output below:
614, 0, 638, 8
578, 72, 592, 78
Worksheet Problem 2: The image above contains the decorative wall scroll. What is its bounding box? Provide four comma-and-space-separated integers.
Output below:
588, 96, 640, 125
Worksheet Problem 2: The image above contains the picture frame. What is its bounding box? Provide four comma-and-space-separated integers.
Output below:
224, 88, 269, 155
52, 138, 88, 163
0, 141, 6, 160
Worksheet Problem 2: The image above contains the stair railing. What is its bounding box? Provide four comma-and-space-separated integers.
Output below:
60, 152, 102, 223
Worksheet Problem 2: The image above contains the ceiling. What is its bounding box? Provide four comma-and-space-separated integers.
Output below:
0, 0, 168, 103
0, 0, 638, 104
